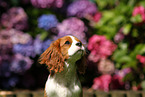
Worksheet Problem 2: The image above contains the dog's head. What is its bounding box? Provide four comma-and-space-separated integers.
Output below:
39, 35, 86, 75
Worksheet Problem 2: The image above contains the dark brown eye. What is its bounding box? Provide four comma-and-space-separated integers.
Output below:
65, 41, 70, 44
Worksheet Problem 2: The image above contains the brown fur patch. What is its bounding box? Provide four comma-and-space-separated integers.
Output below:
39, 36, 73, 75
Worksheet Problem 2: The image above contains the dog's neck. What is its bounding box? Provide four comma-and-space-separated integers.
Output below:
50, 59, 79, 87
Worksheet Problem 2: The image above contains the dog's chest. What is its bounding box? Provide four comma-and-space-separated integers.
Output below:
45, 76, 82, 97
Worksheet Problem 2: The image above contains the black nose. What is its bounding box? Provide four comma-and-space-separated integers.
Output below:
76, 42, 82, 47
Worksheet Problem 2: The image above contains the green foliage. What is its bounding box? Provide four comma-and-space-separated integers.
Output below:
93, 0, 145, 89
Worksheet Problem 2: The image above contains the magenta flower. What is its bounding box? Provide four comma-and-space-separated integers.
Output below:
93, 12, 102, 22
31, 0, 63, 8
110, 68, 131, 90
132, 6, 145, 23
92, 74, 112, 91
136, 55, 145, 64
1, 7, 28, 30
88, 35, 117, 62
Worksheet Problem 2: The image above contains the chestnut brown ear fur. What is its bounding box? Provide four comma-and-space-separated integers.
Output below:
76, 54, 87, 74
39, 39, 65, 75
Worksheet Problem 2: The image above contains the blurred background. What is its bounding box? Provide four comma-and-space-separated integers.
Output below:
0, 0, 145, 92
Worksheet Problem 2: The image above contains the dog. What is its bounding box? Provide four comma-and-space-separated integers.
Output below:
39, 35, 86, 97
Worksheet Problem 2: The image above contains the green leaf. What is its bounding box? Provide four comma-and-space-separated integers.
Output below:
130, 44, 145, 58
40, 31, 49, 40
132, 29, 139, 37
113, 49, 127, 62
123, 72, 134, 82
123, 24, 132, 35
141, 81, 145, 90
130, 14, 142, 23
118, 56, 132, 63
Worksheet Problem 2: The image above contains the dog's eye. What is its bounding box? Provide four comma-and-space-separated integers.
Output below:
65, 41, 70, 44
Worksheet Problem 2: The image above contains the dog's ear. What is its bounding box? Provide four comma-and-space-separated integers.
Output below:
39, 39, 65, 75
76, 54, 87, 74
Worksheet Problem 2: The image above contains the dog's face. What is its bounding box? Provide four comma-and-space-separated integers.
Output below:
39, 35, 86, 75
60, 36, 85, 61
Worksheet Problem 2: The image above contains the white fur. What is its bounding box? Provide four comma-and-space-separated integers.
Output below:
45, 36, 84, 97
45, 62, 82, 97
68, 36, 85, 56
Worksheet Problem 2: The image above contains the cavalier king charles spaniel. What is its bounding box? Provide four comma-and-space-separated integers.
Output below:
39, 35, 87, 97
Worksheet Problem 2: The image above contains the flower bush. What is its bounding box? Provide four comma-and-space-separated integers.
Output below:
0, 0, 145, 91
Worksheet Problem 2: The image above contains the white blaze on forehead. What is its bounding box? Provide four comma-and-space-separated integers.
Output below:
68, 36, 84, 56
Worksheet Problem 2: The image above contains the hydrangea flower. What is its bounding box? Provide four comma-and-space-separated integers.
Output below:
42, 39, 53, 51
132, 6, 145, 23
38, 14, 58, 31
88, 35, 117, 62
33, 35, 52, 55
0, 29, 32, 45
33, 36, 43, 55
55, 17, 87, 44
98, 59, 115, 74
1, 7, 28, 30
67, 0, 97, 18
0, 61, 11, 77
13, 40, 35, 57
31, 0, 64, 8
92, 74, 112, 91
10, 54, 33, 74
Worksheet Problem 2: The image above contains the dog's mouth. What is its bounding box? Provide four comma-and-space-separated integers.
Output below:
76, 49, 85, 56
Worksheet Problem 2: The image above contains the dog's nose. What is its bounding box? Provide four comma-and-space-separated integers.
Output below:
76, 42, 82, 47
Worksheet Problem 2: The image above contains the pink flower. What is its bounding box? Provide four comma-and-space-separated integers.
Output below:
114, 28, 125, 43
93, 12, 102, 22
98, 59, 115, 74
88, 35, 117, 62
136, 55, 145, 64
92, 74, 112, 91
110, 75, 124, 90
132, 6, 145, 23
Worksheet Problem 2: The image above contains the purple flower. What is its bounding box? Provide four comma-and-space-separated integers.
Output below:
38, 14, 58, 31
13, 40, 36, 57
0, 75, 19, 89
42, 39, 53, 51
114, 28, 125, 43
55, 17, 87, 44
31, 0, 64, 8
67, 0, 97, 18
0, 61, 11, 77
0, 29, 13, 61
33, 36, 43, 55
10, 54, 33, 74
34, 35, 53, 55
0, 29, 32, 45
1, 7, 28, 30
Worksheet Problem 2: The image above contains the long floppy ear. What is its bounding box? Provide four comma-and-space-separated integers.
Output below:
39, 39, 65, 75
76, 54, 87, 74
